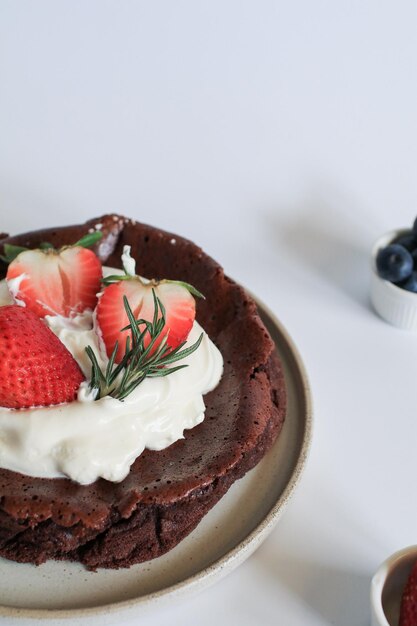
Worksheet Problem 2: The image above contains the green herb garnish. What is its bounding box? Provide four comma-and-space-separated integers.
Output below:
85, 292, 203, 401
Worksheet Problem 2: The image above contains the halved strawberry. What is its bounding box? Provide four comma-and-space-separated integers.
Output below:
6, 246, 102, 318
0, 305, 84, 409
96, 278, 198, 363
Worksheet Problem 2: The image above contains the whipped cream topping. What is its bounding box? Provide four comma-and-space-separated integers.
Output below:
4, 273, 26, 306
0, 269, 223, 484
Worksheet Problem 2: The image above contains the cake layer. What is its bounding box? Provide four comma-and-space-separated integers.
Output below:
0, 215, 286, 568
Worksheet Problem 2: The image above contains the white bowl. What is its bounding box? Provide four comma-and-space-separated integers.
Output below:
371, 545, 417, 626
370, 228, 417, 330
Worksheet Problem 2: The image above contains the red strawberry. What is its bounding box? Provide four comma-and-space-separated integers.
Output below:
0, 305, 84, 409
400, 559, 417, 626
96, 279, 197, 363
6, 246, 102, 318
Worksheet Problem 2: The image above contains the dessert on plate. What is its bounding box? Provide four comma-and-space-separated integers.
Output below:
0, 215, 286, 569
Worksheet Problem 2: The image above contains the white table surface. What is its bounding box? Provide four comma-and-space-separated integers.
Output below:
1, 2, 417, 624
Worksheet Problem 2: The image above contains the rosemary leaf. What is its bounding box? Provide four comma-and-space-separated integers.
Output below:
85, 290, 203, 401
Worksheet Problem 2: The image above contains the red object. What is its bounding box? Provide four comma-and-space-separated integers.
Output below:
0, 305, 84, 409
399, 560, 417, 626
6, 246, 102, 318
96, 279, 196, 362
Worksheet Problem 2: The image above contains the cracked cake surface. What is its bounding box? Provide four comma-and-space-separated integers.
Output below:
0, 215, 286, 569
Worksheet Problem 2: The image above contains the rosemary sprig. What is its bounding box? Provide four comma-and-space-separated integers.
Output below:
85, 292, 203, 401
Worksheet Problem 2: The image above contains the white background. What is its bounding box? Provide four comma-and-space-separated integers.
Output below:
1, 1, 417, 624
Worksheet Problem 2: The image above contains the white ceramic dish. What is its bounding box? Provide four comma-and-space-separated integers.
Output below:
370, 228, 417, 330
371, 545, 417, 626
0, 297, 312, 625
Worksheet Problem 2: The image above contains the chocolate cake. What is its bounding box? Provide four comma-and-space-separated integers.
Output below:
0, 215, 286, 569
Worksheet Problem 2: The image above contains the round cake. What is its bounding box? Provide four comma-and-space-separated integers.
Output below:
0, 215, 286, 569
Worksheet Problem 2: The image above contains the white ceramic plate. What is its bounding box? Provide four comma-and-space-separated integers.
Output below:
0, 298, 312, 625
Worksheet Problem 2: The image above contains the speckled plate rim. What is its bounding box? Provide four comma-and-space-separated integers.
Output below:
0, 294, 313, 622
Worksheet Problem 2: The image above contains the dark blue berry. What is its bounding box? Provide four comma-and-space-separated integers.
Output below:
401, 271, 417, 293
393, 232, 417, 252
376, 244, 413, 282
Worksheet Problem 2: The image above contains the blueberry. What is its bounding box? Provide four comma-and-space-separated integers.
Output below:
393, 232, 417, 252
376, 244, 413, 282
401, 271, 417, 293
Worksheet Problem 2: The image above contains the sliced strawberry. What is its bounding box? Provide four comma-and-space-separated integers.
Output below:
96, 278, 197, 363
0, 305, 84, 409
6, 246, 102, 318
399, 559, 417, 626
